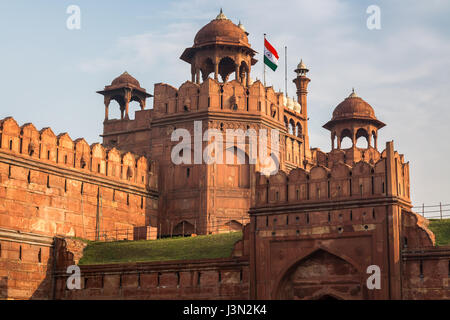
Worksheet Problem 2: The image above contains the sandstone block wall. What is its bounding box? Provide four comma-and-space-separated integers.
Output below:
54, 258, 249, 300
0, 228, 54, 299
0, 117, 159, 239
402, 248, 450, 299
0, 117, 159, 299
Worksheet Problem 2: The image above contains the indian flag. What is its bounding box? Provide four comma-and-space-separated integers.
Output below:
264, 38, 279, 71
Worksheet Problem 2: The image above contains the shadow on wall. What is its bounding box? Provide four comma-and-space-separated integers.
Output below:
30, 237, 83, 300
0, 276, 7, 299
29, 244, 56, 300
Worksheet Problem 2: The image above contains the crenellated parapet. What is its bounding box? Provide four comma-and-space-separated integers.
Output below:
254, 141, 411, 207
153, 78, 295, 120
0, 117, 158, 190
314, 145, 382, 168
151, 79, 300, 125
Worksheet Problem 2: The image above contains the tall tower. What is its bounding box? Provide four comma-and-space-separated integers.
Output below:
292, 59, 312, 163
180, 9, 257, 85
99, 10, 308, 236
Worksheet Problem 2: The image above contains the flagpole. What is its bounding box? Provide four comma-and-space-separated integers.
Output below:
285, 46, 288, 97
263, 33, 266, 87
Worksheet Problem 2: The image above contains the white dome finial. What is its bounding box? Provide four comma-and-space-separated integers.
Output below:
215, 8, 227, 20
238, 20, 246, 32
348, 87, 358, 98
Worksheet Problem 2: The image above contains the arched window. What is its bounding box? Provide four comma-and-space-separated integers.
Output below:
296, 122, 302, 137
173, 220, 195, 236
218, 57, 236, 82
108, 95, 125, 120
340, 129, 353, 149
128, 99, 142, 120
288, 119, 295, 135
355, 128, 369, 148
201, 58, 214, 80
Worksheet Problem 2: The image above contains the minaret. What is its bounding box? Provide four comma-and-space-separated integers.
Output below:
292, 59, 311, 162
293, 59, 310, 119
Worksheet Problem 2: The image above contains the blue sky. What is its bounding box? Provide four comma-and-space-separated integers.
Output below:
1, 0, 449, 208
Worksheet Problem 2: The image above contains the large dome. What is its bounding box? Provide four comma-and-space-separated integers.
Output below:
111, 71, 140, 88
193, 14, 250, 48
331, 91, 376, 121
323, 90, 385, 131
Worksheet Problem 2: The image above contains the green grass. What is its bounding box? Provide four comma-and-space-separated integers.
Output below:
78, 231, 243, 265
428, 219, 450, 246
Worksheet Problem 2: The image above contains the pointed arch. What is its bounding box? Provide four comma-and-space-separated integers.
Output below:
355, 128, 369, 148
273, 248, 363, 300
218, 56, 236, 82
296, 122, 302, 137
173, 220, 195, 236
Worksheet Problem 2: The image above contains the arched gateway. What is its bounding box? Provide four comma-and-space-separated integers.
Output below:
275, 249, 364, 300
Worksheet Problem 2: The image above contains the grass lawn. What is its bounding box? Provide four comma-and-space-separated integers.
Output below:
78, 231, 242, 265
428, 219, 450, 246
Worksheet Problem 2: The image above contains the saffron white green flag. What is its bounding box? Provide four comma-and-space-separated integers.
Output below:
264, 38, 279, 71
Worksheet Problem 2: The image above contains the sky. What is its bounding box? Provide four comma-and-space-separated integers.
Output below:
0, 0, 449, 209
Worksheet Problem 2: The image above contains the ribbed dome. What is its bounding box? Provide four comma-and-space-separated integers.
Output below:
323, 90, 385, 131
332, 93, 376, 121
111, 72, 140, 87
194, 17, 250, 48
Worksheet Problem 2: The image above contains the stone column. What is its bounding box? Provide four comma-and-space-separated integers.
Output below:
191, 64, 195, 82
352, 130, 356, 147
124, 88, 131, 120
196, 69, 200, 84
104, 98, 110, 121
214, 62, 219, 81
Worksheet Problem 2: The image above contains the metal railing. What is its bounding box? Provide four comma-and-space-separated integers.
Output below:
412, 203, 450, 220
85, 216, 249, 242
84, 228, 154, 242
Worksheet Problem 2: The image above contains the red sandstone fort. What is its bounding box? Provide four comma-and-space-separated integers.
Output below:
0, 11, 449, 300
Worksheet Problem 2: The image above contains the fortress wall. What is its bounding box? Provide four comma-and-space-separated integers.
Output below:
0, 117, 159, 239
102, 109, 153, 156
0, 116, 159, 300
54, 257, 249, 300
254, 144, 411, 208
0, 228, 54, 300
402, 248, 450, 299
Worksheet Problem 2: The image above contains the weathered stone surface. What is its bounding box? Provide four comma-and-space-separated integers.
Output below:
1, 12, 449, 301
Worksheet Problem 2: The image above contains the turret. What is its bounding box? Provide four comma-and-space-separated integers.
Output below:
292, 59, 310, 119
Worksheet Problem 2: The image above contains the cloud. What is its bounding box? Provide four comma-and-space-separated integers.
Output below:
80, 22, 196, 75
